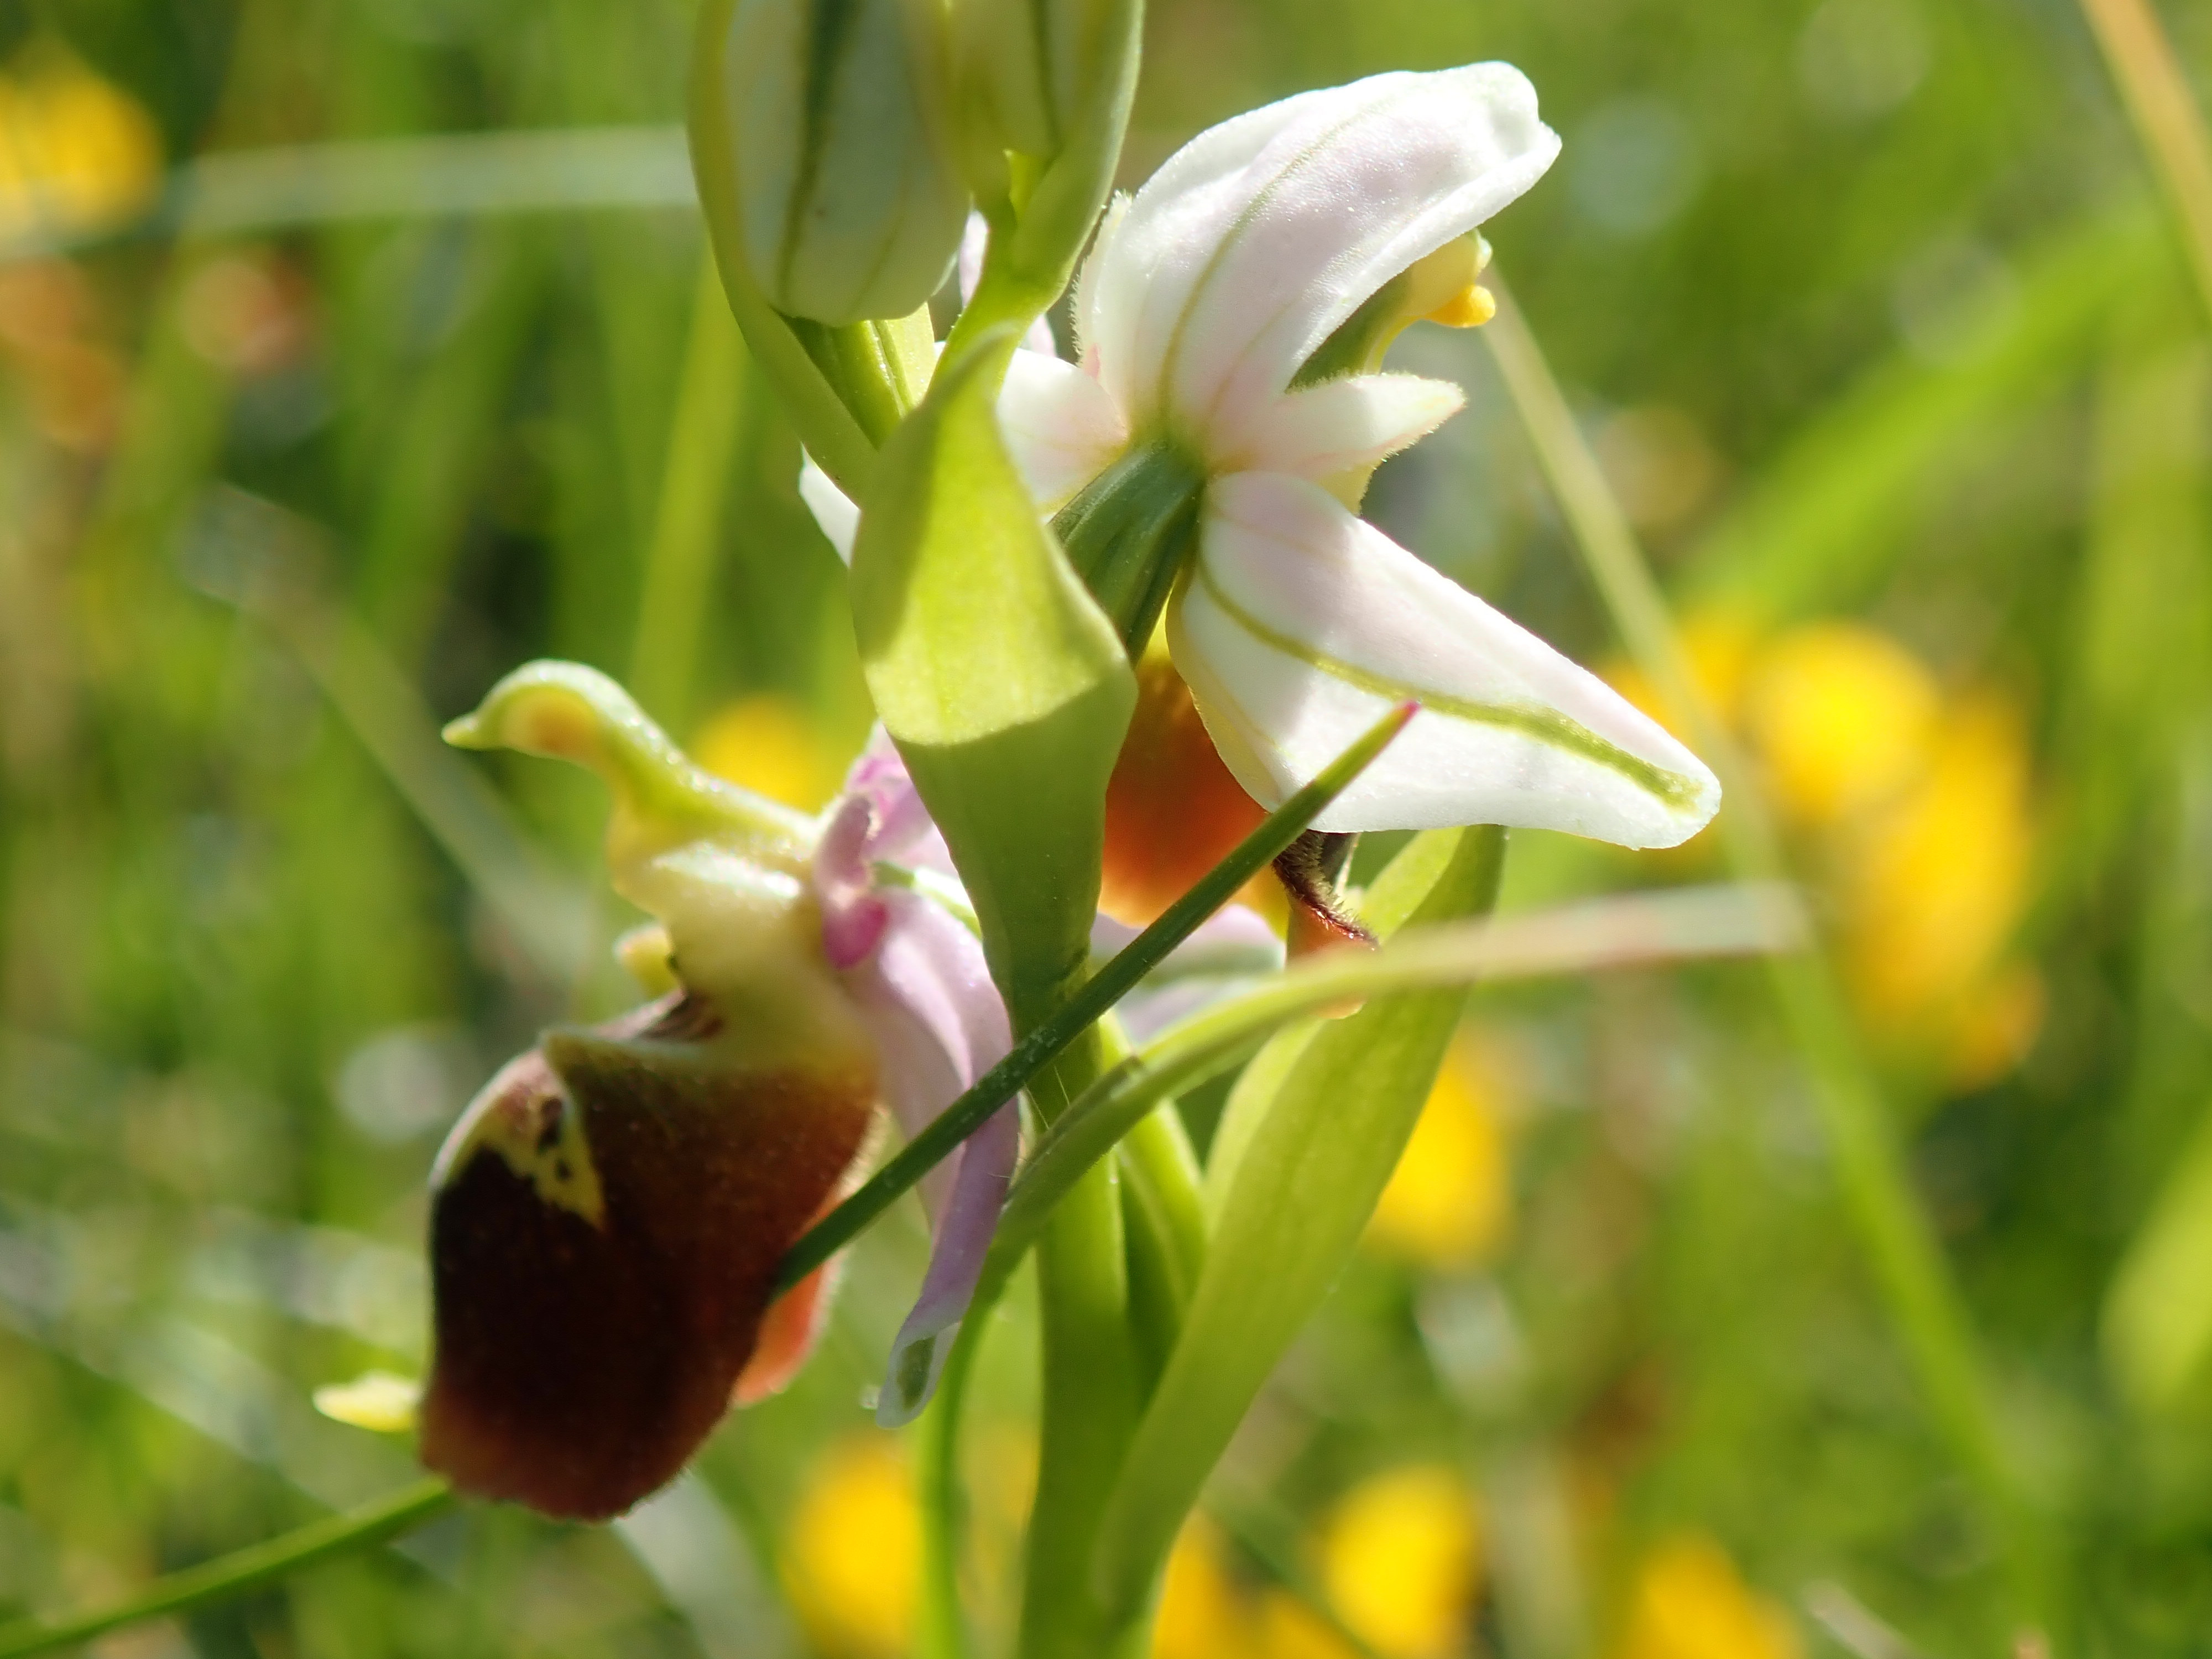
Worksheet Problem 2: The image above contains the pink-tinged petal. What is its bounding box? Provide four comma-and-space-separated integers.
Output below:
838, 725, 956, 873
1217, 372, 1465, 481
836, 885, 1018, 1423
1169, 472, 1720, 846
999, 346, 1129, 510
1072, 195, 1129, 371
799, 455, 861, 564
842, 888, 1009, 1139
1087, 65, 1558, 453
875, 1096, 1018, 1425
814, 793, 890, 970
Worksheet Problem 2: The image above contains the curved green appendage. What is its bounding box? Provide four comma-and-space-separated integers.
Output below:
1051, 442, 1208, 660
444, 660, 816, 877
0, 1480, 455, 1659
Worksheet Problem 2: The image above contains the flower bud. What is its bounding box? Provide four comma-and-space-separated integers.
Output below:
692, 0, 969, 325
952, 0, 1123, 161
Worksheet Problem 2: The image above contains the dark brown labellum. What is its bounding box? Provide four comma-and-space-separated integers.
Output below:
419, 1010, 874, 1520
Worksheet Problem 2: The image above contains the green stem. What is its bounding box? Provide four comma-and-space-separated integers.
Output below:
918, 1312, 990, 1659
0, 1480, 455, 1659
1019, 1022, 1141, 1659
2077, 0, 2212, 324
1483, 284, 2049, 1628
770, 702, 1416, 1294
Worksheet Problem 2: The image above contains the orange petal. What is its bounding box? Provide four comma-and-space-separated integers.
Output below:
1102, 653, 1270, 926
419, 1022, 874, 1520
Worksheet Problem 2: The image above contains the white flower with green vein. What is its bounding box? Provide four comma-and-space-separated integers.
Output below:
810, 62, 1722, 847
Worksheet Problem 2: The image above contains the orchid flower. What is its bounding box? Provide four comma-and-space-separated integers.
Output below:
806, 64, 1720, 853
419, 665, 1011, 1519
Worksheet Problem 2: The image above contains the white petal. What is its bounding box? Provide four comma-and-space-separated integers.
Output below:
1088, 65, 1559, 457
799, 453, 860, 564
800, 351, 1121, 549
1168, 473, 1720, 847
998, 346, 1128, 511
1219, 372, 1464, 480
1072, 194, 1130, 370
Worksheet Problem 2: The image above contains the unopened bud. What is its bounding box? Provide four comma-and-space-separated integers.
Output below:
952, 0, 1121, 163
692, 0, 969, 325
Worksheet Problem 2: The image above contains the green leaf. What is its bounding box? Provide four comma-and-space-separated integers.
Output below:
1088, 824, 1506, 1622
2105, 1098, 2212, 1413
850, 330, 1135, 1023
1675, 203, 2162, 623
988, 879, 1803, 1274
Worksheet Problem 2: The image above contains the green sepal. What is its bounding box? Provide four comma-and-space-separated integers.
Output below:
850, 329, 1135, 1024
1087, 824, 1509, 1623
1051, 442, 1207, 659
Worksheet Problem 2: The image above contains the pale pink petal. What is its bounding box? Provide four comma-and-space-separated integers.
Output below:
813, 793, 890, 969
834, 888, 1017, 1425
1216, 372, 1464, 481
1169, 472, 1720, 846
1087, 65, 1558, 456
998, 346, 1128, 511
839, 726, 956, 873
874, 1098, 1017, 1426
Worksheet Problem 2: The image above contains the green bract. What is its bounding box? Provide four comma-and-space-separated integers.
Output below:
1050, 442, 1207, 659
692, 0, 968, 328
848, 331, 1136, 1024
952, 0, 1131, 173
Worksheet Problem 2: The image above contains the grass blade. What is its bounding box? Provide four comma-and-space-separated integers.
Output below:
0, 1480, 455, 1659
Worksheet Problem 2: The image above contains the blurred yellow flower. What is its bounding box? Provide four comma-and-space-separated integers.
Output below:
1368, 1035, 1517, 1269
1606, 607, 1759, 747
1743, 622, 1939, 825
1156, 1519, 1260, 1659
1255, 1590, 1368, 1659
0, 46, 161, 243
1841, 691, 2040, 1073
1320, 1465, 1481, 1659
783, 1436, 919, 1658
1615, 1534, 1800, 1659
691, 692, 842, 812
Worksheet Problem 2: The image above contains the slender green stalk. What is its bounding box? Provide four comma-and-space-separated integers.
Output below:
2077, 0, 2212, 323
770, 701, 1416, 1293
0, 1480, 455, 1659
1482, 285, 2048, 1627
629, 254, 753, 731
1020, 1029, 1142, 1659
917, 1313, 989, 1659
